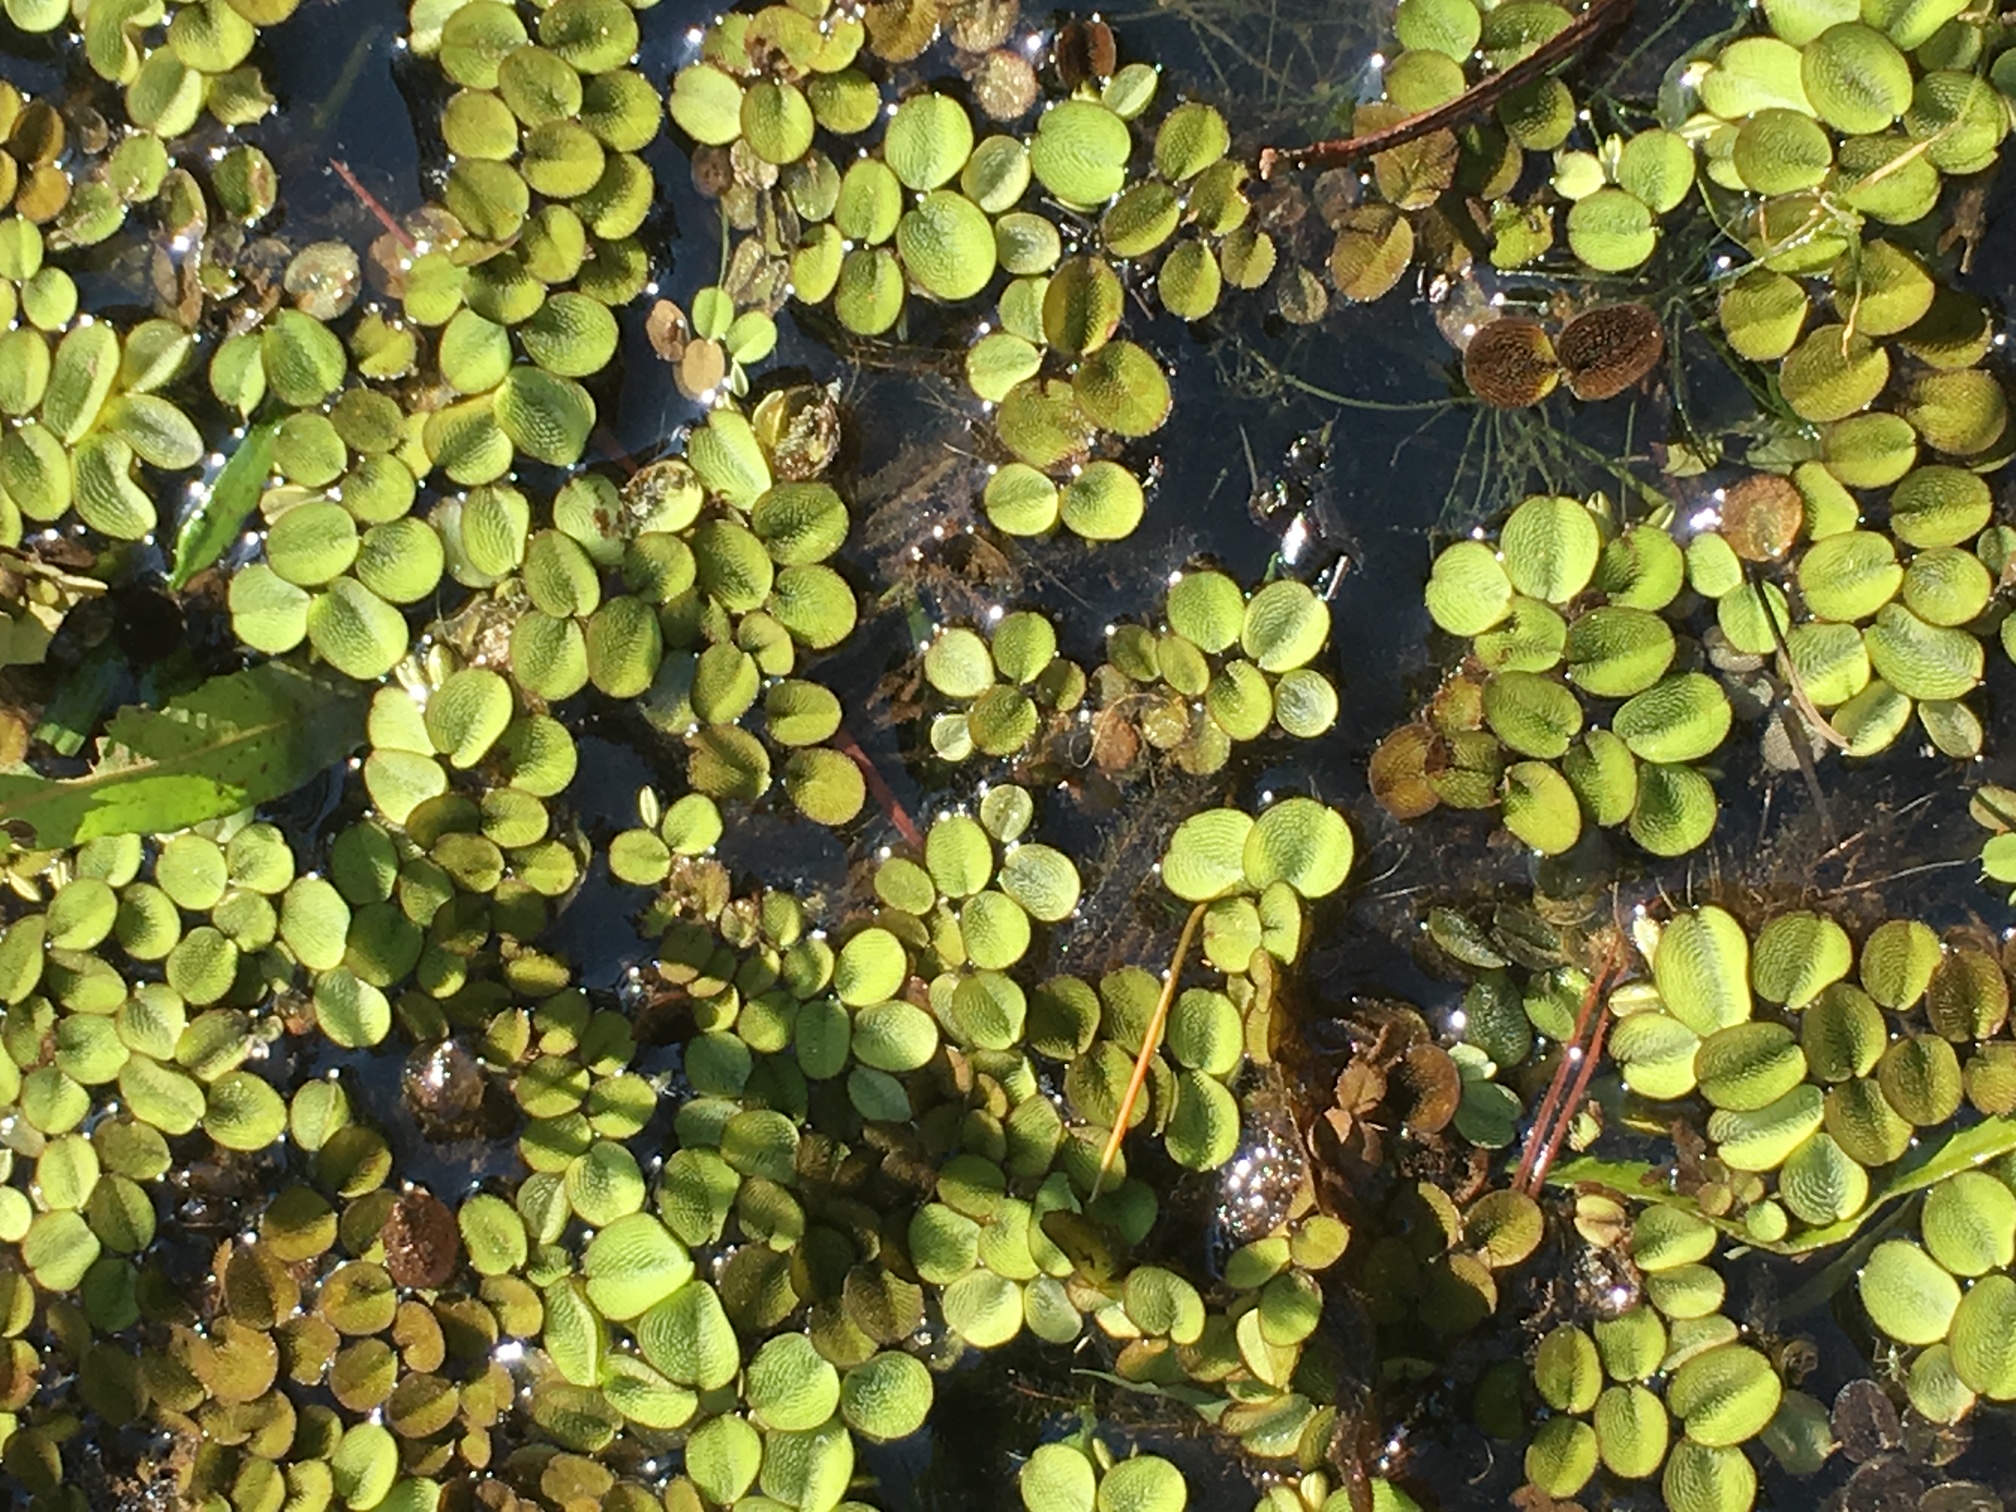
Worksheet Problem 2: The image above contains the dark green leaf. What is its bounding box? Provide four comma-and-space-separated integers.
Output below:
0, 661, 368, 847
31, 644, 121, 758
167, 422, 279, 590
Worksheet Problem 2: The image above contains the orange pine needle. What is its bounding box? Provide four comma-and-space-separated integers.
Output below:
831, 724, 924, 850
1091, 901, 1209, 1200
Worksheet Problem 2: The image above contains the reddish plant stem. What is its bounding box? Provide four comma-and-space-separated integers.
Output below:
1511, 986, 1598, 1194
832, 724, 924, 850
1512, 936, 1623, 1196
330, 159, 415, 251
1526, 998, 1613, 1193
1257, 0, 1636, 179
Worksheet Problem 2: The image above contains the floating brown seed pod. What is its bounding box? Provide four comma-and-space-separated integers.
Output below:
1462, 316, 1560, 409
1557, 301, 1665, 401
1721, 473, 1805, 562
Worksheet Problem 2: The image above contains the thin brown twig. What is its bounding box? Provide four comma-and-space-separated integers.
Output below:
1258, 0, 1636, 178
1808, 793, 1937, 871
1511, 969, 1600, 1194
329, 159, 414, 250
1826, 857, 1974, 897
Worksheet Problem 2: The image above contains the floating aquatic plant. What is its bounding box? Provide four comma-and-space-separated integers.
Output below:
0, 0, 2011, 1510
920, 572, 1338, 772
1378, 423, 2016, 856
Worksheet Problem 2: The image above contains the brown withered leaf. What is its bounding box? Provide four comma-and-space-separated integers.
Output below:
1428, 674, 1487, 732
1463, 317, 1560, 409
1055, 17, 1115, 85
1833, 1379, 1903, 1465
646, 299, 689, 361
0, 1346, 37, 1413
1334, 1062, 1386, 1117
691, 144, 735, 198
1089, 705, 1140, 773
864, 0, 940, 62
1393, 1043, 1461, 1135
1311, 168, 1362, 230
945, 0, 1017, 54
1557, 301, 1664, 401
678, 339, 728, 399
1669, 1117, 1712, 1195
970, 48, 1039, 121
1368, 723, 1441, 820
9, 100, 65, 163
1721, 472, 1805, 562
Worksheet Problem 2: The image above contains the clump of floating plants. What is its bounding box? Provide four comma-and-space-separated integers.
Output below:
0, 0, 2012, 1508
1374, 431, 2016, 858
920, 608, 1086, 763
1369, 0, 2016, 862
1374, 490, 1734, 858
1333, 894, 2016, 1510
664, 4, 1242, 538
919, 572, 1337, 771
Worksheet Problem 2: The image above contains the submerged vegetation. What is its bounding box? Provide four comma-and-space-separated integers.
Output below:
0, 0, 2012, 1510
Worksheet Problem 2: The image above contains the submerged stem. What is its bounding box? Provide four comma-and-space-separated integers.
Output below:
329, 160, 413, 250
1267, 364, 1463, 414
831, 725, 925, 850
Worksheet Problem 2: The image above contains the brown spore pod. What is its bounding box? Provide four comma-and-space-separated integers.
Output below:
1558, 301, 1665, 401
1462, 316, 1561, 409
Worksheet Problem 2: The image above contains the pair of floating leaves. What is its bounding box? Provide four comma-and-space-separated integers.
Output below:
1162, 799, 1354, 904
